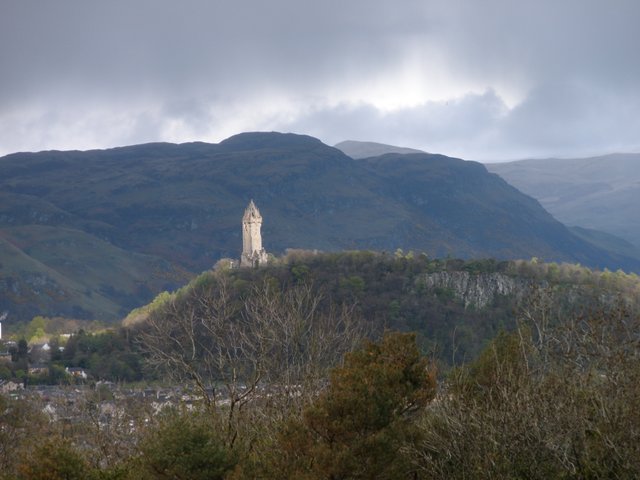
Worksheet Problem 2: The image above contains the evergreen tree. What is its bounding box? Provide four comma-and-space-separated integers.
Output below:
271, 332, 436, 479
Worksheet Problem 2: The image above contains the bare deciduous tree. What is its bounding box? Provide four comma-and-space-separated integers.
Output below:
411, 292, 640, 479
137, 272, 366, 447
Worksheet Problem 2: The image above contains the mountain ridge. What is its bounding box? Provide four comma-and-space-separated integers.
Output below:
334, 140, 425, 159
1, 132, 638, 322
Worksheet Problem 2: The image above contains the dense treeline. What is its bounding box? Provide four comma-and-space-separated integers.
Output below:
57, 329, 145, 382
0, 328, 145, 384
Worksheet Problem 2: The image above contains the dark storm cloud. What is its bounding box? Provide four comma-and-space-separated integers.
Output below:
1, 0, 639, 159
0, 0, 423, 102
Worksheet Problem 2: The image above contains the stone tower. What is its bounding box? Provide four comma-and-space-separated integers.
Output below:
240, 200, 268, 267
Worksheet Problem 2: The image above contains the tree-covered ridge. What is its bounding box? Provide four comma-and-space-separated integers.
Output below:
127, 250, 640, 365
3, 251, 639, 387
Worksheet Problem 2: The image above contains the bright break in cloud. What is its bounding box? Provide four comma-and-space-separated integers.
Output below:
1, 0, 639, 161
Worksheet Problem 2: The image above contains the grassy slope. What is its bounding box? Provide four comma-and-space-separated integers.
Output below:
0, 233, 121, 320
0, 226, 188, 321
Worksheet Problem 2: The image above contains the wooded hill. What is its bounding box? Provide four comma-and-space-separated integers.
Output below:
1, 132, 638, 323
126, 250, 640, 367
6, 251, 640, 385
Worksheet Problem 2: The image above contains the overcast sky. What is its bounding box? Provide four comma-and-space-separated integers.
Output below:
1, 0, 639, 161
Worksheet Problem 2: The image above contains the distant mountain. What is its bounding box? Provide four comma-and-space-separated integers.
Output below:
486, 154, 640, 249
334, 140, 424, 159
1, 132, 637, 322
355, 152, 638, 266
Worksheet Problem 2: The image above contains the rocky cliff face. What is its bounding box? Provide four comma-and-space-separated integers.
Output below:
422, 271, 532, 309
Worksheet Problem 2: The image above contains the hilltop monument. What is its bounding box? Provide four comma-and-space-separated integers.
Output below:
240, 200, 268, 267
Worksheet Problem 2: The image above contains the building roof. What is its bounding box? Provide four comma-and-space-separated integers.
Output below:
242, 199, 262, 222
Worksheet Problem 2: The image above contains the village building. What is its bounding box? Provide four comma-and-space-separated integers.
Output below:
0, 380, 23, 393
66, 367, 89, 379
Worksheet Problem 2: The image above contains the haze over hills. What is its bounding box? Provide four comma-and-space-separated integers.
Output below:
1, 132, 638, 322
334, 140, 424, 159
486, 154, 640, 251
568, 226, 640, 262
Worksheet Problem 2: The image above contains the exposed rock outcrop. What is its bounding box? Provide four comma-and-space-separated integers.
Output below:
422, 271, 531, 309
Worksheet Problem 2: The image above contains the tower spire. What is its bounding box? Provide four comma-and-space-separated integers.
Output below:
240, 200, 268, 267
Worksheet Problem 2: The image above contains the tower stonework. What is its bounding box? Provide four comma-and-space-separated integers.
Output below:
240, 200, 268, 268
